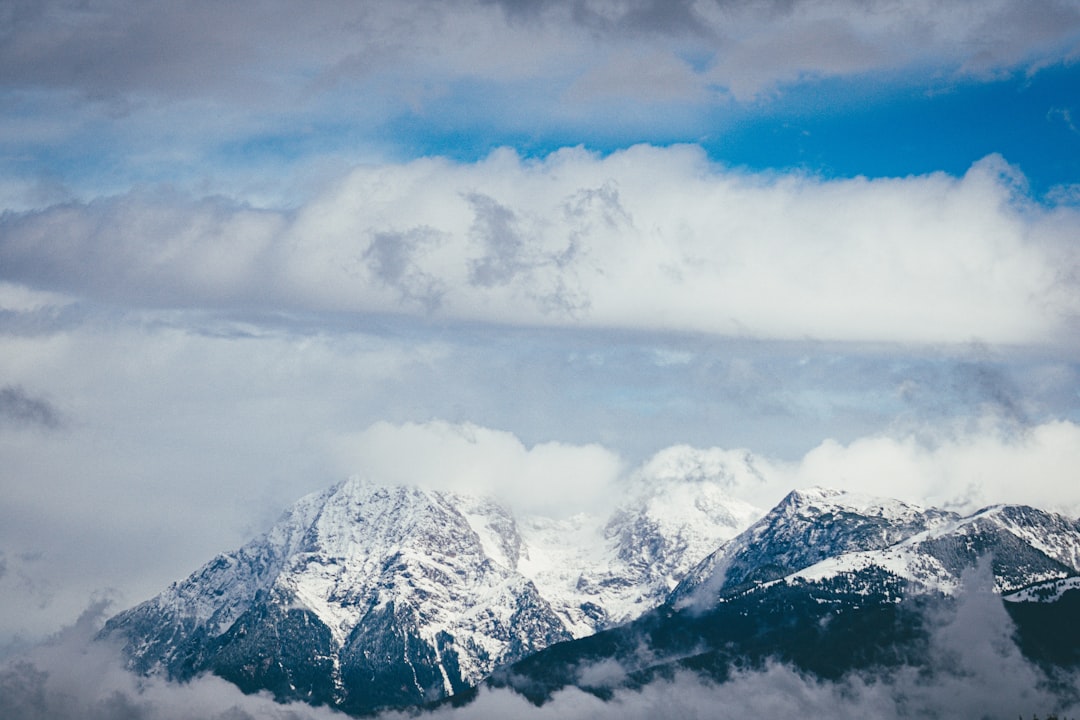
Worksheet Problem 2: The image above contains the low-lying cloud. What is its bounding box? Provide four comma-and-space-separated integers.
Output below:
789, 418, 1080, 516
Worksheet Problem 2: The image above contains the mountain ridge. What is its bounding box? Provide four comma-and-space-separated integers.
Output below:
488, 486, 1080, 708
102, 471, 757, 714
101, 479, 1080, 715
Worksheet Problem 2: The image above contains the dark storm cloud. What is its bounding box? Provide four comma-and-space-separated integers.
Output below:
0, 386, 62, 429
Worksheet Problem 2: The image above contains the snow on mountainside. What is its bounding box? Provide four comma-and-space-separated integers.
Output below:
493, 487, 1080, 708
671, 486, 1080, 610
521, 465, 760, 636
102, 463, 760, 715
106, 478, 570, 710
1004, 576, 1080, 603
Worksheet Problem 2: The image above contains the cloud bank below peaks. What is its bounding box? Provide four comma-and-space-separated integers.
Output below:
3, 147, 1078, 346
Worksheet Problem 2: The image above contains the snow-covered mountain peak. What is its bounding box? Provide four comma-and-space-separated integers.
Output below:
779, 486, 933, 523
515, 473, 762, 636
103, 472, 765, 713
672, 489, 1080, 612
671, 486, 964, 610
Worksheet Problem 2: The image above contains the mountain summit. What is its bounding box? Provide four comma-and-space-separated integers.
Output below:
103, 480, 1080, 716
101, 474, 756, 714
495, 487, 1080, 704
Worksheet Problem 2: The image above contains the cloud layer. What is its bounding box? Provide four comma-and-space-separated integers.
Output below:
335, 417, 1080, 518
330, 421, 622, 517
4, 1, 1077, 106
2, 0, 1079, 210
3, 148, 1077, 345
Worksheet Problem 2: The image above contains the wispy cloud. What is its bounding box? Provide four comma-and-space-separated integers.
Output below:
2, 0, 1078, 204
1049, 106, 1080, 135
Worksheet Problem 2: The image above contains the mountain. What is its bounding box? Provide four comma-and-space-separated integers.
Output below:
101, 472, 757, 715
491, 487, 1080, 704
671, 486, 1080, 608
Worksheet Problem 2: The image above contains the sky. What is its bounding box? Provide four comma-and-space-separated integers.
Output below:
2, 0, 1080, 671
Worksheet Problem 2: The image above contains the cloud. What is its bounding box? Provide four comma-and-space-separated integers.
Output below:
0, 385, 62, 430
788, 419, 1080, 515
330, 415, 1080, 521
363, 228, 448, 312
2, 0, 1079, 206
3, 149, 1077, 345
893, 346, 1033, 428
4, 1, 1077, 108
328, 420, 623, 517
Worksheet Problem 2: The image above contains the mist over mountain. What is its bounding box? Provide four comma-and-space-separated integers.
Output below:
5, 2, 1080, 720
80, 477, 1080, 719
99, 470, 757, 715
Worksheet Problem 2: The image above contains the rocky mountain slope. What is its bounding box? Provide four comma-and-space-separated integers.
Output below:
671, 486, 1080, 608
493, 487, 1080, 703
101, 472, 758, 715
104, 480, 1080, 716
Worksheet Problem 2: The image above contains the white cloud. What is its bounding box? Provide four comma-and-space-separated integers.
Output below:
789, 419, 1080, 516
332, 416, 1080, 521
3, 148, 1077, 345
328, 420, 623, 517
0, 602, 350, 720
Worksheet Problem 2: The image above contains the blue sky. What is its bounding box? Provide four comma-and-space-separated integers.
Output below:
2, 0, 1080, 649
386, 62, 1080, 195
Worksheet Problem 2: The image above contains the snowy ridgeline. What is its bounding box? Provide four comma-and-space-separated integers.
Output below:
102, 467, 760, 713
101, 476, 1080, 716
